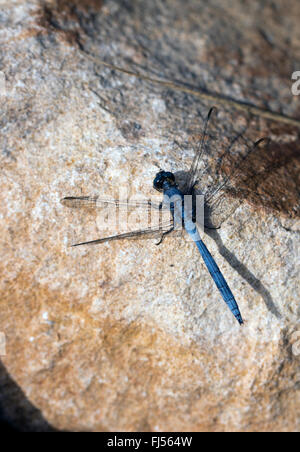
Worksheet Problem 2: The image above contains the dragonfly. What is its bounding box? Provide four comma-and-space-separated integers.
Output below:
61, 107, 267, 325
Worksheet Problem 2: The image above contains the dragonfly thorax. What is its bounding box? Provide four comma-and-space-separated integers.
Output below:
153, 170, 177, 192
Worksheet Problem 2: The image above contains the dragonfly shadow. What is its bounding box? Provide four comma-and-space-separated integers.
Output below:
173, 170, 194, 193
211, 139, 300, 220
205, 228, 282, 320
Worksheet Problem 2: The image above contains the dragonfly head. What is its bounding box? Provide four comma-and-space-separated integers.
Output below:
153, 170, 176, 192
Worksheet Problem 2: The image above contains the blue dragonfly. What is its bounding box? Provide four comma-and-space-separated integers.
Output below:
61, 108, 266, 325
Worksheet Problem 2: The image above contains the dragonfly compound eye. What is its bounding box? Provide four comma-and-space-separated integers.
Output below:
153, 171, 175, 191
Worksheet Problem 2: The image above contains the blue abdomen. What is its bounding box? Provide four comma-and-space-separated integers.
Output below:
195, 239, 243, 325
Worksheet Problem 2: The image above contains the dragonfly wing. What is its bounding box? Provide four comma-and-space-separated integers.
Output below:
61, 196, 167, 211
204, 138, 268, 203
203, 137, 268, 228
204, 190, 243, 228
185, 107, 217, 194
70, 221, 174, 247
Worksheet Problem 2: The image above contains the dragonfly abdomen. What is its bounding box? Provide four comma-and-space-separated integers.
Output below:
194, 239, 244, 325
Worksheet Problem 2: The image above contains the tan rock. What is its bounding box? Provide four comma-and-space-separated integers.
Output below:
0, 0, 299, 432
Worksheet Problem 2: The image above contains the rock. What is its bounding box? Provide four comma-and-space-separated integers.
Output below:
0, 0, 299, 432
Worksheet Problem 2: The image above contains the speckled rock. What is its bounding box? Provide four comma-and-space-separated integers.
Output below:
0, 0, 299, 432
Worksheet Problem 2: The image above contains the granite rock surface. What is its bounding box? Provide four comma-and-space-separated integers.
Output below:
0, 0, 299, 432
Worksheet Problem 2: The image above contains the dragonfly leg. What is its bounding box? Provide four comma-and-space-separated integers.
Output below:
155, 227, 174, 246
205, 224, 221, 230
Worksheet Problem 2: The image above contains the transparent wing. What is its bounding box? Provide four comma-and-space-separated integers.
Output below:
185, 107, 216, 194
69, 221, 174, 247
61, 196, 167, 211
203, 137, 268, 228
